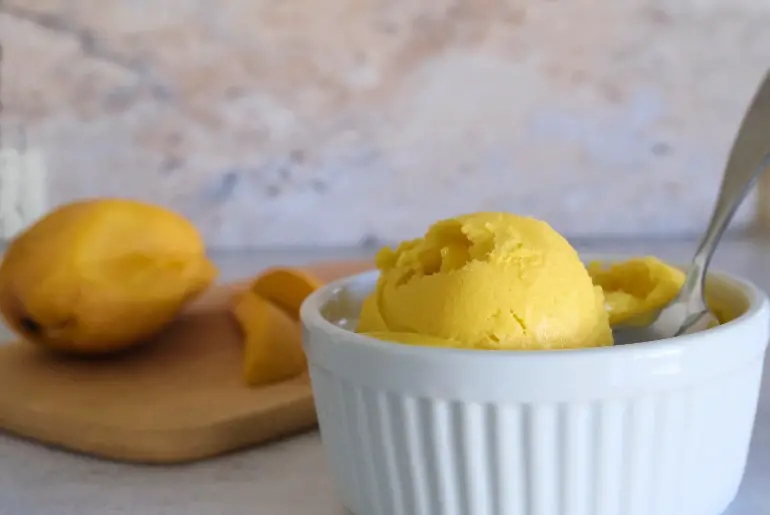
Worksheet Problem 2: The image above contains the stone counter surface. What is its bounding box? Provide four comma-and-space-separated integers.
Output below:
0, 238, 768, 515
2, 1, 769, 246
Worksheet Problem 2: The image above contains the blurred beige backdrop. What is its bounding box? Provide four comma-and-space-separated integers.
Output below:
1, 0, 768, 247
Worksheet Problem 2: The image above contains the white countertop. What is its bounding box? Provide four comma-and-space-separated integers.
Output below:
0, 239, 769, 515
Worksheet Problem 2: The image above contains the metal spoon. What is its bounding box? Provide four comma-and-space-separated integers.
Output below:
613, 71, 770, 345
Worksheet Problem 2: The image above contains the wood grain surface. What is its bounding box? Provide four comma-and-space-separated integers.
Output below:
0, 259, 373, 464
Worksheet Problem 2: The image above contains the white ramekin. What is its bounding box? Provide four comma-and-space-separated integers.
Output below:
300, 256, 769, 515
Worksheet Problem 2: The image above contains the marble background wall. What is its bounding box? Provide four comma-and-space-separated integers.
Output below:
1, 0, 769, 247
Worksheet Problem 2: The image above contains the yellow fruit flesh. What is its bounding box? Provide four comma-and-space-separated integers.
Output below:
233, 291, 306, 387
234, 267, 323, 386
249, 267, 323, 319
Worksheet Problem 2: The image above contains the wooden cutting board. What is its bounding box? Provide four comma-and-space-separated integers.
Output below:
0, 259, 373, 464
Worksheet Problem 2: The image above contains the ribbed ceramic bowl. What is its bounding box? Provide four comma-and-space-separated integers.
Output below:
300, 256, 769, 515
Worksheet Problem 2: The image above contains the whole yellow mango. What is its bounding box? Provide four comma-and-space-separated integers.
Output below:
0, 198, 217, 354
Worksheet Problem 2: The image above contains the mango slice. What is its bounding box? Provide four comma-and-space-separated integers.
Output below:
234, 264, 375, 387
249, 267, 324, 319
233, 267, 323, 386
233, 291, 305, 387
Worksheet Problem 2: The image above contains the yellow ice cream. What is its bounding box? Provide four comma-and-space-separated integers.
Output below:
357, 212, 613, 350
587, 257, 685, 326
588, 256, 732, 326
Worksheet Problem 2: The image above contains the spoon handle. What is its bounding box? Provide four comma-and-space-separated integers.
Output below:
684, 71, 770, 300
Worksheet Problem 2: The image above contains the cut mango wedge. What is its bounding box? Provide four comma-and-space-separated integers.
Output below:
233, 291, 306, 387
233, 263, 372, 387
249, 267, 324, 320
233, 267, 330, 387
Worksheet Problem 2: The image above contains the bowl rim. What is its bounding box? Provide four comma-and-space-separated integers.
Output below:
300, 253, 770, 360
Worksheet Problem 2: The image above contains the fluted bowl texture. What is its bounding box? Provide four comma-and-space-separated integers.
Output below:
300, 256, 770, 515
